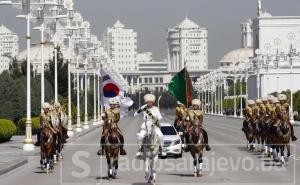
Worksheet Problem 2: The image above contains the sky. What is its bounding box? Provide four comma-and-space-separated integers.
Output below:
1, 0, 300, 69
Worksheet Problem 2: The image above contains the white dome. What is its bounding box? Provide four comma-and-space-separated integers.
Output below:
219, 48, 253, 66
174, 18, 200, 29
16, 43, 71, 73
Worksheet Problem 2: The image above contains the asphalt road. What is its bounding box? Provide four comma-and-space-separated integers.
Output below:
0, 113, 299, 185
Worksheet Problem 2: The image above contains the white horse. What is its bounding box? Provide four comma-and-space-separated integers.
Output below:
142, 124, 160, 185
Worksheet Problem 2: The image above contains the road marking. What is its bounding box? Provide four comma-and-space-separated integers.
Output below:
290, 155, 299, 161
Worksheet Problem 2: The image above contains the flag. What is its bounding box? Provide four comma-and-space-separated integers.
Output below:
167, 67, 193, 106
101, 68, 132, 115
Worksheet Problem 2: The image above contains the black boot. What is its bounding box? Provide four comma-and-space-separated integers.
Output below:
184, 135, 190, 152
119, 135, 127, 155
98, 136, 105, 155
203, 129, 211, 151
290, 124, 297, 141
34, 129, 41, 146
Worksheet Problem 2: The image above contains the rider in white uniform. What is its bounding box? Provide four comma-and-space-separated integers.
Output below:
134, 94, 167, 157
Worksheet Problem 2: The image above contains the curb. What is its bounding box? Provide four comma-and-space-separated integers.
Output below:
0, 158, 28, 176
0, 123, 101, 177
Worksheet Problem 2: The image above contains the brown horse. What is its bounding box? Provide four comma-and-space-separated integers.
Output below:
104, 118, 121, 180
272, 112, 291, 166
174, 111, 188, 143
185, 119, 205, 177
40, 126, 55, 173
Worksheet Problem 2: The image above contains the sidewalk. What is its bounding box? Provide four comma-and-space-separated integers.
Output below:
0, 121, 102, 176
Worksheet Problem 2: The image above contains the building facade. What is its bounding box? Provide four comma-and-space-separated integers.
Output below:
102, 20, 138, 74
167, 18, 208, 73
0, 24, 19, 74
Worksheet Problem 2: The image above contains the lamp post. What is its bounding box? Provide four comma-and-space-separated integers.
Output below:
0, 0, 35, 151
288, 46, 297, 124
93, 70, 97, 125
239, 76, 243, 118
233, 76, 237, 118
75, 56, 82, 132
83, 58, 89, 129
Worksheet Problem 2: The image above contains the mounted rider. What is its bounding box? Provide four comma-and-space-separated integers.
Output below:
35, 103, 57, 146
134, 94, 167, 157
53, 102, 68, 143
174, 101, 188, 130
242, 99, 255, 132
186, 99, 211, 151
276, 94, 297, 141
98, 97, 127, 156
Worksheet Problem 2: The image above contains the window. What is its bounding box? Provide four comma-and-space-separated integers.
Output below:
149, 78, 152, 83
155, 77, 159, 83
144, 78, 148, 83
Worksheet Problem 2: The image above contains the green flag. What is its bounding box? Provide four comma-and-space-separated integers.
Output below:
167, 67, 193, 106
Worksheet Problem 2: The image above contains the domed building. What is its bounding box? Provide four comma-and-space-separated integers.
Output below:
219, 19, 253, 69
16, 43, 71, 74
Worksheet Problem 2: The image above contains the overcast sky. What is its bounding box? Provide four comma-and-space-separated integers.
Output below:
1, 0, 300, 68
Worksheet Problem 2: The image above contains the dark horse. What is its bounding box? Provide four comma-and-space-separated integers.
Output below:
185, 119, 205, 177
103, 118, 121, 180
40, 126, 55, 173
272, 111, 291, 166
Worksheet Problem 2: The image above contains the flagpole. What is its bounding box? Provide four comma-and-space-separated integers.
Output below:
100, 63, 103, 123
184, 61, 188, 108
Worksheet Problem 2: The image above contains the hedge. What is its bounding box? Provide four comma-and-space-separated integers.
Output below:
0, 119, 17, 142
17, 117, 40, 135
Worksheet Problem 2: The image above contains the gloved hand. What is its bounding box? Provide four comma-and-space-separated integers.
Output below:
134, 111, 139, 117
137, 104, 147, 114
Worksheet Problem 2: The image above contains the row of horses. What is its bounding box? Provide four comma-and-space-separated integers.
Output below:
242, 110, 292, 166
40, 123, 66, 173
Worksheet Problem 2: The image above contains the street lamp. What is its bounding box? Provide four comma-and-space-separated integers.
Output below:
83, 58, 89, 129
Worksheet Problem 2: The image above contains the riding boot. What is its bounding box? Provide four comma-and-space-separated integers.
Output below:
184, 134, 190, 152
34, 129, 41, 146
290, 123, 297, 141
203, 129, 211, 151
97, 136, 106, 155
119, 135, 127, 155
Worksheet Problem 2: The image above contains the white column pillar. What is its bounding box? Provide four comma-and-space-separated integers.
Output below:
83, 68, 89, 129
76, 65, 82, 132
240, 78, 243, 118
67, 60, 73, 136
80, 75, 83, 91
93, 72, 97, 125
234, 77, 237, 118
23, 14, 34, 151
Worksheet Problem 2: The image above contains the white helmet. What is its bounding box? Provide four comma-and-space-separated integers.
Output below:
144, 94, 156, 103
192, 99, 201, 106
261, 97, 268, 102
278, 94, 287, 101
248, 100, 255, 105
54, 102, 61, 108
272, 97, 279, 104
108, 97, 118, 105
267, 95, 275, 101
255, 99, 262, 104
43, 102, 51, 109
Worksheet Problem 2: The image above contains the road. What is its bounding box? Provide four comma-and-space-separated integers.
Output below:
0, 113, 299, 185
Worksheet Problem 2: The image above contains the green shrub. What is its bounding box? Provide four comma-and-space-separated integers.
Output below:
0, 119, 17, 142
17, 117, 40, 135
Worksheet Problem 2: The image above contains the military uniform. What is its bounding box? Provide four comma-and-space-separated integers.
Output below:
185, 99, 210, 151
99, 104, 126, 155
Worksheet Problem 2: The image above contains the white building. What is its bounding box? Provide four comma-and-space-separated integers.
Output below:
0, 24, 19, 73
136, 52, 171, 92
167, 18, 208, 74
248, 0, 300, 98
102, 20, 138, 74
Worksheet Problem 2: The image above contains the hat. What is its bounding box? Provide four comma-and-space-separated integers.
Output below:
43, 102, 51, 109
192, 99, 201, 106
144, 94, 156, 103
248, 100, 255, 105
255, 99, 262, 104
278, 94, 287, 101
54, 102, 61, 108
108, 97, 118, 105
267, 95, 275, 101
272, 97, 279, 103
261, 97, 268, 102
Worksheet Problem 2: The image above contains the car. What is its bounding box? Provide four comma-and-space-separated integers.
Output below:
159, 122, 182, 158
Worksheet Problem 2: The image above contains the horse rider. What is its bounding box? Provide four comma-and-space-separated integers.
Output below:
98, 97, 127, 156
276, 94, 297, 141
53, 102, 68, 143
186, 99, 211, 151
242, 99, 255, 132
35, 103, 57, 146
134, 94, 167, 157
174, 101, 188, 129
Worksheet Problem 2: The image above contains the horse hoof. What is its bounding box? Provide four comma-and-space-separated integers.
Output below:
194, 172, 197, 177
197, 171, 202, 177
